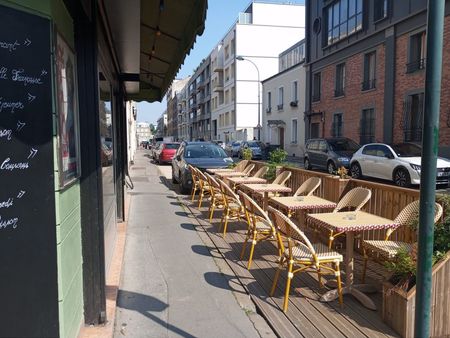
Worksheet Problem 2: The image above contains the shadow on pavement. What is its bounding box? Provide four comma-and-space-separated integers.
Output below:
180, 223, 197, 231
203, 272, 247, 295
116, 290, 196, 338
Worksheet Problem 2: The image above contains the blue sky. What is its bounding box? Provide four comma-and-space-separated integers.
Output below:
137, 0, 304, 124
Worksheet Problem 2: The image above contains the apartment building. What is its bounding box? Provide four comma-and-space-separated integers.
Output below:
178, 84, 190, 141
156, 111, 167, 137
210, 1, 305, 142
136, 121, 152, 144
305, 0, 450, 156
262, 40, 306, 157
188, 57, 212, 140
166, 77, 190, 141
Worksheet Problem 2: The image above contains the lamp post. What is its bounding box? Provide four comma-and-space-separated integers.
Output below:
236, 56, 261, 140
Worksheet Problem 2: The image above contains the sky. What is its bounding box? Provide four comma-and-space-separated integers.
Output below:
136, 0, 304, 125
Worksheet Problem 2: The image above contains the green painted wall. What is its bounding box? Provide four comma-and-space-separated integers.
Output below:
0, 1, 84, 337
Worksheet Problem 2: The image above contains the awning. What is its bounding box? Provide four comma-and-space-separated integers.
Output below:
104, 0, 207, 102
267, 120, 286, 127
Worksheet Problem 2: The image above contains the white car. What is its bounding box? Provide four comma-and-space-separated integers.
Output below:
350, 143, 450, 187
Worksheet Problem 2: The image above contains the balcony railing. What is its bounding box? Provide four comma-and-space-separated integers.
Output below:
312, 93, 321, 102
290, 100, 298, 107
406, 58, 426, 73
361, 79, 376, 91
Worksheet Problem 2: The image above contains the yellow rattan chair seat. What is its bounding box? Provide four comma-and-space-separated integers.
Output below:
362, 240, 413, 258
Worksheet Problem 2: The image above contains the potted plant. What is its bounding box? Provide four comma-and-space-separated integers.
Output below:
382, 195, 450, 338
264, 148, 287, 182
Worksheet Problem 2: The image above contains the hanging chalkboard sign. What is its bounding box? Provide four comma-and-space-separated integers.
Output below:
0, 4, 59, 337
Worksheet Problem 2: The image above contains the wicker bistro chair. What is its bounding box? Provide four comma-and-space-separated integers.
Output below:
327, 187, 372, 249
293, 177, 321, 197
196, 170, 213, 208
242, 163, 255, 176
268, 206, 343, 312
239, 191, 277, 269
361, 201, 443, 283
253, 166, 269, 178
204, 172, 226, 222
233, 160, 249, 172
217, 178, 245, 237
252, 171, 292, 203
188, 165, 201, 201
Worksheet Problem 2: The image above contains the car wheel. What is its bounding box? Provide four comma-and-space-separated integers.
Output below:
394, 168, 411, 187
350, 163, 362, 179
180, 178, 190, 195
171, 168, 178, 184
304, 158, 311, 170
327, 161, 336, 175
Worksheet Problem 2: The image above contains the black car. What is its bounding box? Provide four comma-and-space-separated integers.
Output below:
171, 141, 233, 194
304, 137, 360, 174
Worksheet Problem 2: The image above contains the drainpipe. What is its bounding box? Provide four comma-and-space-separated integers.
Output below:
414, 1, 445, 337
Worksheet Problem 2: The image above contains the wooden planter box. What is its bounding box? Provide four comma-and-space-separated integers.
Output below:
382, 253, 450, 338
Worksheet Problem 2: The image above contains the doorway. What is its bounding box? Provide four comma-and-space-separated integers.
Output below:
279, 127, 285, 149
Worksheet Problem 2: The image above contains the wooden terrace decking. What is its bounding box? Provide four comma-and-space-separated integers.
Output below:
179, 195, 399, 338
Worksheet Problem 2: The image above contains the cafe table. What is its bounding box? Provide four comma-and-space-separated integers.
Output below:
206, 168, 234, 174
226, 176, 267, 190
269, 195, 336, 218
307, 210, 400, 310
240, 183, 291, 211
214, 171, 248, 179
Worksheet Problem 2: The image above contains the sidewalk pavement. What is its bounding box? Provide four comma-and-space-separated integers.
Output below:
113, 150, 274, 338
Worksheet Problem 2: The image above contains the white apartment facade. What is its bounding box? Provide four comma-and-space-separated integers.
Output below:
126, 101, 137, 166
262, 40, 306, 158
210, 1, 305, 142
136, 121, 152, 144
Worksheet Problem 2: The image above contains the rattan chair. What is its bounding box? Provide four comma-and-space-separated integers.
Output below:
196, 170, 212, 208
233, 160, 249, 172
242, 163, 255, 175
239, 191, 277, 269
293, 177, 321, 197
217, 178, 245, 237
204, 172, 225, 222
361, 201, 443, 283
327, 187, 372, 248
273, 170, 292, 186
188, 165, 201, 201
253, 166, 269, 178
268, 206, 343, 312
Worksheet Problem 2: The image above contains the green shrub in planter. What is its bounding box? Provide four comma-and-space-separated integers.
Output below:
242, 148, 253, 161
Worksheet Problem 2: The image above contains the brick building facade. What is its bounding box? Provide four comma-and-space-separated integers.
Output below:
305, 0, 450, 157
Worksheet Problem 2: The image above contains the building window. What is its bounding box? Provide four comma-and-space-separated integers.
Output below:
374, 0, 388, 21
291, 81, 298, 106
332, 113, 343, 137
266, 91, 272, 113
326, 0, 363, 46
407, 31, 426, 73
360, 108, 375, 144
402, 93, 424, 142
291, 119, 298, 143
312, 72, 321, 102
278, 87, 284, 110
335, 63, 345, 97
362, 51, 376, 91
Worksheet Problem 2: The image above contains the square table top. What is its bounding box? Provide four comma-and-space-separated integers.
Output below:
270, 196, 337, 211
227, 176, 267, 185
215, 171, 247, 178
307, 211, 400, 233
206, 168, 234, 174
240, 183, 292, 194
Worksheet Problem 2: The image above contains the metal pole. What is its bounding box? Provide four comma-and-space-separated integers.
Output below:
415, 1, 445, 337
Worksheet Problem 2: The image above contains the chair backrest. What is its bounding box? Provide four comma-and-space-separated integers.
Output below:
333, 187, 371, 212
238, 191, 272, 228
386, 201, 443, 239
253, 166, 269, 178
218, 178, 241, 206
273, 170, 292, 186
188, 165, 200, 183
294, 177, 321, 197
234, 160, 249, 172
196, 169, 209, 186
204, 172, 220, 191
267, 206, 317, 261
242, 164, 255, 175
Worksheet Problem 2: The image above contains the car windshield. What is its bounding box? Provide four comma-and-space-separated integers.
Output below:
391, 143, 422, 157
328, 139, 360, 152
164, 143, 179, 150
185, 144, 228, 158
247, 142, 261, 148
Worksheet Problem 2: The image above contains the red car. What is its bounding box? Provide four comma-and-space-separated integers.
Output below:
155, 142, 180, 164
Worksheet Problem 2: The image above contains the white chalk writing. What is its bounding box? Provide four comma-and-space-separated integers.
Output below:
17, 190, 25, 198
0, 67, 7, 80
16, 121, 25, 132
0, 40, 20, 52
0, 97, 24, 113
28, 148, 38, 159
23, 38, 31, 47
0, 198, 13, 209
0, 128, 12, 140
0, 158, 29, 171
11, 68, 43, 86
0, 215, 19, 230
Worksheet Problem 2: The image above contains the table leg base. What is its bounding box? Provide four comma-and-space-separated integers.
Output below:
320, 284, 377, 310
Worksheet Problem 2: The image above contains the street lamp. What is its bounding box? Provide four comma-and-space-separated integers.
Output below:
236, 55, 261, 141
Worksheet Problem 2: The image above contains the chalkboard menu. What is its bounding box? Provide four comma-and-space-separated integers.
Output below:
0, 5, 59, 337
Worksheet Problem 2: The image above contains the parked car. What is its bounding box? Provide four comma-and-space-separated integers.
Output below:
350, 142, 450, 187
172, 141, 233, 194
154, 142, 180, 164
304, 137, 360, 174
150, 141, 162, 159
226, 141, 242, 157
238, 141, 264, 160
